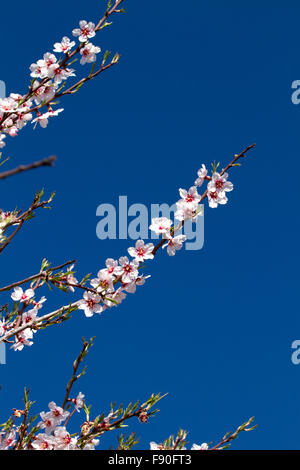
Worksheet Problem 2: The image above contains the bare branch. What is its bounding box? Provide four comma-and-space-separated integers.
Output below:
0, 156, 56, 180
0, 192, 54, 256
0, 259, 76, 293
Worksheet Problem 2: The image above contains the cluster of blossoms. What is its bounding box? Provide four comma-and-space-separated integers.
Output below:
1, 161, 234, 349
6, 287, 47, 351
0, 395, 101, 450
0, 396, 211, 451
78, 244, 153, 318
193, 164, 234, 208
77, 163, 233, 317
0, 20, 101, 145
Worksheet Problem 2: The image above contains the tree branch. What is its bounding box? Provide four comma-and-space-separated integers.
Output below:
0, 156, 56, 180
0, 259, 76, 293
0, 301, 80, 343
0, 192, 54, 256
152, 143, 256, 255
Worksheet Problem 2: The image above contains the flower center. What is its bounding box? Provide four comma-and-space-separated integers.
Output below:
81, 27, 90, 37
63, 435, 71, 445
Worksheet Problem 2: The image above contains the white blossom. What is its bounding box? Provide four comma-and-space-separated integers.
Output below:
100, 258, 119, 276
207, 190, 228, 209
72, 20, 96, 42
207, 172, 233, 195
162, 234, 187, 256
175, 202, 203, 222
22, 307, 38, 325
128, 239, 154, 262
82, 438, 100, 450
74, 392, 85, 412
191, 442, 209, 450
32, 433, 55, 450
90, 270, 114, 294
78, 291, 103, 317
195, 164, 207, 187
53, 37, 76, 53
11, 328, 33, 351
0, 134, 6, 148
0, 430, 16, 450
53, 427, 78, 450
32, 108, 64, 129
0, 319, 6, 336
149, 217, 172, 235
65, 264, 78, 292
114, 256, 139, 284
11, 287, 34, 302
80, 43, 101, 65
178, 186, 201, 209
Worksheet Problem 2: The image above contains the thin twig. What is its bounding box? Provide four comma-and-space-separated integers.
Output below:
209, 417, 257, 450
62, 338, 93, 409
0, 195, 53, 255
0, 259, 76, 293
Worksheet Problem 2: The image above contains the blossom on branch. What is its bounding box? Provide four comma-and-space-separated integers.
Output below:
191, 442, 209, 450
32, 108, 64, 129
207, 171, 233, 208
178, 186, 201, 209
128, 239, 154, 262
115, 256, 140, 284
11, 328, 33, 351
53, 36, 76, 53
72, 20, 96, 42
80, 43, 101, 65
162, 234, 187, 256
78, 291, 103, 317
11, 287, 34, 302
195, 164, 207, 187
149, 217, 172, 235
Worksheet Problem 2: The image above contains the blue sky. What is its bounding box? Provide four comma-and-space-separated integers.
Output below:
1, 0, 300, 450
